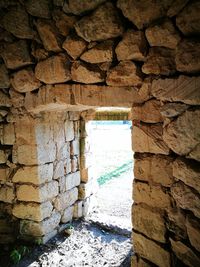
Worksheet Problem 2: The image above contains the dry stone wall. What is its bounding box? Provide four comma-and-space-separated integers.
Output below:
0, 0, 200, 266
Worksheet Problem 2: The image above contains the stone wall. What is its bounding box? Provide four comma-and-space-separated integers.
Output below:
0, 0, 200, 266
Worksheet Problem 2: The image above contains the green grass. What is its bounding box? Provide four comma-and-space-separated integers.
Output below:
97, 160, 133, 186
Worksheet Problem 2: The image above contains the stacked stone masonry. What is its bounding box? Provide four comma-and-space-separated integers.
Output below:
0, 0, 200, 266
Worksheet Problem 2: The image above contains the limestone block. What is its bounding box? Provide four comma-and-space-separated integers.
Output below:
173, 158, 200, 194
0, 150, 6, 164
133, 182, 171, 209
160, 103, 188, 118
16, 181, 59, 203
167, 207, 187, 239
2, 6, 33, 39
117, 0, 172, 29
70, 139, 79, 156
71, 156, 79, 173
1, 123, 15, 145
167, 0, 189, 17
175, 39, 200, 73
20, 211, 61, 236
176, 1, 200, 36
13, 201, 53, 222
145, 19, 180, 49
82, 194, 96, 216
54, 187, 78, 211
163, 110, 200, 156
131, 255, 150, 267
151, 75, 200, 105
134, 154, 174, 187
35, 54, 71, 84
13, 164, 53, 185
132, 124, 170, 155
36, 19, 62, 52
52, 10, 77, 36
31, 46, 49, 62
69, 112, 80, 121
75, 2, 124, 42
0, 91, 11, 107
71, 61, 105, 84
53, 161, 65, 180
57, 142, 70, 162
80, 167, 94, 183
189, 144, 200, 162
0, 64, 9, 88
11, 68, 41, 93
63, 0, 106, 15
1, 40, 32, 69
116, 30, 147, 61
64, 120, 74, 142
0, 218, 13, 233
0, 167, 7, 182
61, 205, 73, 223
133, 232, 170, 267
131, 99, 163, 123
73, 200, 83, 218
0, 186, 15, 203
81, 40, 114, 63
186, 216, 200, 252
170, 239, 200, 267
80, 153, 93, 169
25, 0, 51, 18
59, 172, 80, 192
171, 182, 200, 219
78, 180, 98, 200
132, 204, 166, 243
106, 61, 142, 87
63, 35, 87, 60
142, 47, 176, 75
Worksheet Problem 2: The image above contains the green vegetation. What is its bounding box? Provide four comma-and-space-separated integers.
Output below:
97, 160, 133, 186
10, 245, 30, 264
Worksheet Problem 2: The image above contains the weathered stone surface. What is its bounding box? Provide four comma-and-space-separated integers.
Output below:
167, 0, 189, 17
142, 47, 176, 75
64, 120, 74, 142
78, 180, 98, 200
71, 61, 105, 84
75, 2, 124, 42
0, 64, 9, 88
13, 164, 53, 185
20, 211, 61, 236
132, 124, 170, 155
133, 182, 171, 209
171, 182, 200, 219
16, 181, 59, 203
175, 39, 200, 73
186, 217, 200, 252
81, 40, 113, 63
11, 68, 41, 93
176, 1, 200, 36
163, 109, 200, 156
62, 35, 87, 60
54, 187, 78, 211
25, 0, 51, 18
160, 103, 188, 118
189, 144, 200, 162
13, 201, 53, 222
134, 154, 174, 187
173, 158, 200, 194
117, 0, 172, 30
61, 206, 73, 223
115, 30, 147, 61
170, 239, 200, 267
52, 10, 77, 36
1, 123, 15, 145
31, 45, 49, 62
151, 75, 200, 105
131, 99, 163, 123
36, 19, 62, 52
73, 200, 83, 218
167, 207, 187, 239
59, 171, 80, 192
2, 6, 33, 39
0, 150, 6, 164
0, 167, 7, 182
70, 140, 79, 156
133, 232, 170, 267
145, 19, 180, 49
0, 186, 14, 204
35, 54, 71, 84
1, 40, 32, 69
131, 255, 150, 267
133, 204, 166, 243
63, 0, 106, 15
106, 61, 142, 87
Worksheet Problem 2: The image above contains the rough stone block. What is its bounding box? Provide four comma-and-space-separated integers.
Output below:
0, 167, 7, 182
63, 0, 106, 15
0, 64, 10, 88
80, 167, 94, 183
1, 123, 15, 145
133, 232, 170, 267
132, 124, 170, 155
0, 150, 6, 164
13, 201, 53, 222
160, 103, 189, 118
70, 139, 79, 156
167, 0, 189, 17
25, 0, 51, 19
54, 187, 78, 211
134, 154, 174, 187
0, 186, 15, 203
64, 120, 74, 142
131, 255, 150, 267
73, 200, 83, 218
0, 91, 11, 107
167, 207, 187, 239
59, 171, 80, 192
132, 204, 166, 243
78, 180, 98, 200
16, 181, 59, 203
20, 211, 61, 236
71, 156, 79, 173
186, 216, 200, 253
61, 206, 73, 223
170, 239, 200, 267
62, 35, 87, 60
133, 182, 171, 209
52, 10, 77, 36
13, 164, 53, 185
